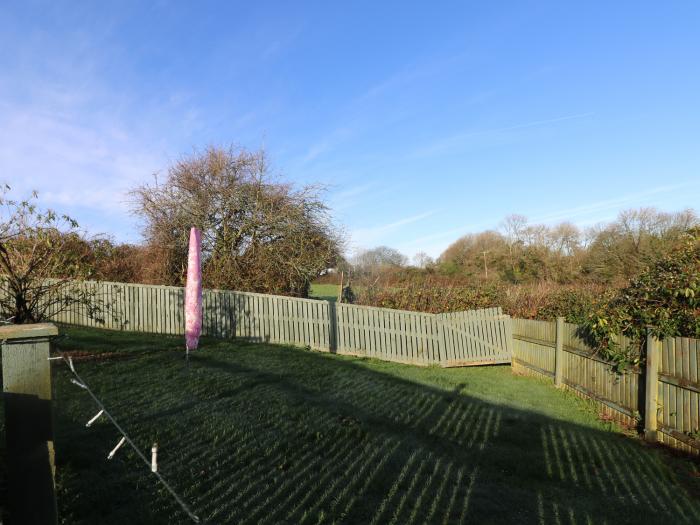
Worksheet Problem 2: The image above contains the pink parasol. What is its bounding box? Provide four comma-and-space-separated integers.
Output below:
184, 227, 202, 351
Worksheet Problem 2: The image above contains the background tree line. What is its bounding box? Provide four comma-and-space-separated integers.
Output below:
434, 208, 696, 284
348, 207, 697, 287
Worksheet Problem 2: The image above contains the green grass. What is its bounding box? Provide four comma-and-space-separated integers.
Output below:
309, 283, 339, 302
51, 326, 700, 524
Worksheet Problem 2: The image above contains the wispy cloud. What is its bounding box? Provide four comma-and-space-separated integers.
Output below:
297, 52, 485, 166
354, 50, 471, 105
300, 125, 356, 164
350, 210, 436, 249
530, 182, 698, 225
0, 33, 180, 240
328, 182, 377, 212
0, 97, 166, 214
398, 221, 494, 248
414, 112, 594, 157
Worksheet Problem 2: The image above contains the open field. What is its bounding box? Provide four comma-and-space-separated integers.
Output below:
309, 283, 339, 302
49, 326, 700, 524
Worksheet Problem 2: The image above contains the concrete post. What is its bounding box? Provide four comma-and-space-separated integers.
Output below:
1, 323, 58, 524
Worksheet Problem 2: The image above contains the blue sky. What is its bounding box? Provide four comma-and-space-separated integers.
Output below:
2, 1, 699, 259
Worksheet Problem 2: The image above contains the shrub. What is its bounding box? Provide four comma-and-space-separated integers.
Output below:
582, 228, 700, 366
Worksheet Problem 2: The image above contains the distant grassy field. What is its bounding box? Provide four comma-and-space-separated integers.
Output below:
310, 283, 339, 302
49, 326, 700, 524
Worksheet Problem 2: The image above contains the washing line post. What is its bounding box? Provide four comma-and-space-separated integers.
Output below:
1, 323, 58, 525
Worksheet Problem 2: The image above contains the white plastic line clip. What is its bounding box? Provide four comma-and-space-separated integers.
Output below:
151, 443, 158, 473
70, 378, 87, 389
86, 409, 104, 427
108, 436, 127, 460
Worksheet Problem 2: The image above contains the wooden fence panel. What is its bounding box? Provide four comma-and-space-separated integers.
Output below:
332, 303, 444, 365
658, 337, 700, 452
511, 318, 556, 379
437, 308, 511, 366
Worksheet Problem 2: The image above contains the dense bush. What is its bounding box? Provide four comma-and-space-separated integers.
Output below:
582, 229, 700, 367
530, 286, 607, 324
362, 280, 503, 314
353, 272, 607, 320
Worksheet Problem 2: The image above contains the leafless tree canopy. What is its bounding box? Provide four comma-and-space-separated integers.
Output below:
352, 246, 408, 277
130, 147, 343, 297
412, 251, 434, 269
0, 187, 99, 323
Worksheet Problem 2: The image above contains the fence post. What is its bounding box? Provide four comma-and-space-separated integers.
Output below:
1, 323, 58, 524
644, 333, 661, 442
505, 316, 515, 361
328, 301, 338, 353
554, 317, 564, 387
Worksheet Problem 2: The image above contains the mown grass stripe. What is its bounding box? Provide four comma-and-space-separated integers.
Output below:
326, 439, 402, 524
389, 453, 434, 525
370, 449, 421, 525
241, 432, 364, 524
293, 439, 386, 523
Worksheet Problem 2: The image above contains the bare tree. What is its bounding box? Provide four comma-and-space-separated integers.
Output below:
130, 146, 343, 297
412, 251, 433, 269
0, 187, 99, 323
352, 246, 408, 277
547, 222, 581, 256
501, 214, 528, 270
501, 214, 528, 246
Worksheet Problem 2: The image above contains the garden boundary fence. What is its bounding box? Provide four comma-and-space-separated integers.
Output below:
25, 279, 513, 368
512, 317, 700, 455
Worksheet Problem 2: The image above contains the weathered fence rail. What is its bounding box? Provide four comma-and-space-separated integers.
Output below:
512, 317, 700, 455
27, 280, 512, 368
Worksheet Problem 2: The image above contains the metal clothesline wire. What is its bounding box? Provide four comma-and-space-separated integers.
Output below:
59, 354, 201, 524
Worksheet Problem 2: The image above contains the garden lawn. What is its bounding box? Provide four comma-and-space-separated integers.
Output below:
52, 326, 700, 524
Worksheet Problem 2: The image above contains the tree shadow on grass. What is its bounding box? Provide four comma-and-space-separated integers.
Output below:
53, 339, 700, 525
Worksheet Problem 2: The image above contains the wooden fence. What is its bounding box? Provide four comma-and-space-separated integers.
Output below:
31, 280, 512, 368
512, 317, 700, 455
438, 309, 512, 366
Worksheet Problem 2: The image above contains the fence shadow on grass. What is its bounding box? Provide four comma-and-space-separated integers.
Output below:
52, 336, 700, 525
